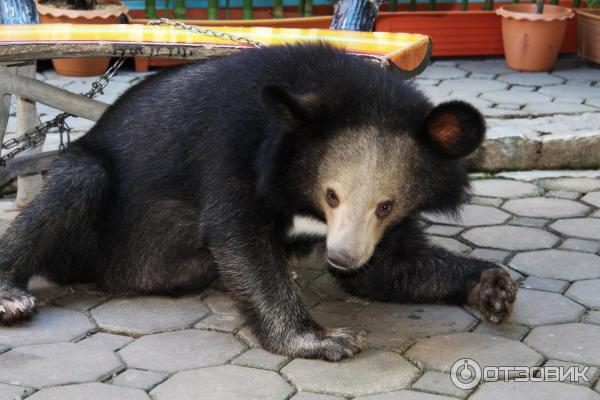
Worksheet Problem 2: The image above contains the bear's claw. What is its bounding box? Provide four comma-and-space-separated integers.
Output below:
0, 286, 36, 324
276, 327, 367, 361
468, 267, 518, 324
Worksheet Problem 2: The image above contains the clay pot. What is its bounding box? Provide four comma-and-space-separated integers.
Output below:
577, 9, 600, 64
496, 4, 574, 71
36, 0, 128, 76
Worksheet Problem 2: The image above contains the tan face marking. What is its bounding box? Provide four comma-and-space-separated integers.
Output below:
315, 127, 419, 269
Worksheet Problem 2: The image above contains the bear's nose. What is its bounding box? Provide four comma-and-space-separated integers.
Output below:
326, 249, 356, 270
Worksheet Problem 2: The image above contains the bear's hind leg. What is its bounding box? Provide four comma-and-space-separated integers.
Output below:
0, 145, 113, 323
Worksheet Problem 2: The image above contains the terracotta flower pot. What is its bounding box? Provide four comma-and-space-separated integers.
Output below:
577, 9, 600, 64
497, 4, 574, 71
36, 0, 128, 76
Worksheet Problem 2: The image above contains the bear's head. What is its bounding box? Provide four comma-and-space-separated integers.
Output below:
258, 68, 485, 272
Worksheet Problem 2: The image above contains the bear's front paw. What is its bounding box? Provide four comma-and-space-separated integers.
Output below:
0, 286, 36, 324
276, 327, 366, 361
468, 267, 517, 324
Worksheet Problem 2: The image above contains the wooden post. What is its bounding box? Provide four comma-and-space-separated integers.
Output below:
329, 0, 383, 31
14, 62, 43, 209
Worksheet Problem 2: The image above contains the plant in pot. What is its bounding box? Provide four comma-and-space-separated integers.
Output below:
577, 0, 600, 64
496, 0, 575, 71
36, 0, 128, 76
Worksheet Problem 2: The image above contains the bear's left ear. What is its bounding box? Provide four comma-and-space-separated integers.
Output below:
262, 85, 321, 123
423, 101, 486, 158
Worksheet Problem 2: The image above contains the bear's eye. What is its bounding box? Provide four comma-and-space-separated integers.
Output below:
376, 201, 393, 219
326, 189, 339, 208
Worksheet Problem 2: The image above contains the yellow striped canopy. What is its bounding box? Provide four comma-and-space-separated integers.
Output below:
0, 23, 431, 73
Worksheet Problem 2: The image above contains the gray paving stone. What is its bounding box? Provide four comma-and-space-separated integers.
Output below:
496, 170, 600, 181
540, 84, 600, 100
458, 60, 513, 75
0, 306, 94, 347
484, 125, 539, 140
26, 278, 69, 305
232, 348, 289, 371
582, 192, 600, 208
462, 226, 559, 251
78, 332, 133, 351
525, 323, 600, 365
310, 274, 349, 299
472, 321, 529, 341
521, 276, 569, 293
53, 289, 107, 311
545, 190, 581, 200
470, 196, 504, 207
425, 225, 464, 237
194, 312, 244, 333
152, 365, 293, 400
494, 103, 522, 110
355, 304, 477, 351
91, 295, 209, 335
509, 217, 549, 228
0, 342, 121, 388
420, 66, 467, 80
236, 326, 261, 348
540, 178, 600, 192
566, 280, 600, 309
510, 250, 600, 280
0, 345, 6, 355
282, 350, 419, 397
551, 218, 600, 240
411, 371, 473, 398
310, 301, 364, 330
471, 381, 600, 400
111, 369, 168, 391
480, 90, 552, 105
587, 97, 600, 108
498, 72, 564, 86
27, 382, 149, 400
523, 102, 598, 114
510, 289, 585, 326
428, 237, 471, 254
509, 85, 536, 92
356, 391, 460, 400
119, 329, 244, 372
405, 332, 543, 374
414, 79, 440, 86
469, 249, 510, 264
553, 69, 600, 82
585, 311, 600, 324
424, 205, 510, 227
471, 179, 540, 198
438, 78, 507, 94
291, 394, 344, 400
0, 383, 33, 400
502, 197, 590, 219
544, 359, 599, 386
203, 291, 239, 315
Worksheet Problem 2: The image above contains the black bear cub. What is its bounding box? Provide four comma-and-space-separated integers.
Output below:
0, 44, 517, 360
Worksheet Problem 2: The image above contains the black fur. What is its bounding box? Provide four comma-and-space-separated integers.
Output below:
0, 44, 515, 357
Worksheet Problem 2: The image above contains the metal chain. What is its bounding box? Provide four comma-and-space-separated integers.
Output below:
1, 19, 264, 167
147, 18, 266, 49
0, 57, 126, 166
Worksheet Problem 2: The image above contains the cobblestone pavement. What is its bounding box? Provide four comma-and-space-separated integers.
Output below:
0, 173, 599, 399
3, 57, 600, 171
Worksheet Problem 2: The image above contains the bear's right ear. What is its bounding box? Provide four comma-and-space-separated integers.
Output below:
262, 85, 321, 123
422, 101, 486, 159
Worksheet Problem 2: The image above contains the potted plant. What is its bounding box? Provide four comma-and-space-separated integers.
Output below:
36, 0, 128, 76
496, 0, 575, 71
577, 0, 600, 63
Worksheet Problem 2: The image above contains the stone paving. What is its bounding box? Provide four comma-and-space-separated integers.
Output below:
1, 59, 600, 399
0, 173, 598, 399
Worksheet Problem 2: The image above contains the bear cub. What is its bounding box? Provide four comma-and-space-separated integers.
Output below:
0, 44, 517, 360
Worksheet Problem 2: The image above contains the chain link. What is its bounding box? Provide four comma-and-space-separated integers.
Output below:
147, 18, 266, 49
1, 19, 264, 167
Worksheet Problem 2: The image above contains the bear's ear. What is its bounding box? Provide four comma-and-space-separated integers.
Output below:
423, 101, 485, 158
262, 85, 321, 123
